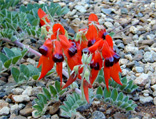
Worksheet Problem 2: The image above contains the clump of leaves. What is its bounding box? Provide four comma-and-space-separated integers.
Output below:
0, 0, 19, 10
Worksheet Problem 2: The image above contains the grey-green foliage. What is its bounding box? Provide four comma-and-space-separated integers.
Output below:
0, 47, 27, 69
96, 70, 138, 93
0, 9, 41, 41
96, 86, 137, 111
0, 2, 69, 41
33, 81, 67, 116
60, 93, 87, 117
0, 0, 19, 10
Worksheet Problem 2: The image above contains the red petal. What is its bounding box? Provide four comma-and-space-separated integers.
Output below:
90, 69, 99, 84
53, 23, 65, 36
54, 41, 62, 54
56, 62, 63, 87
106, 35, 113, 48
103, 64, 111, 90
38, 8, 50, 26
62, 72, 77, 89
83, 79, 89, 103
38, 55, 54, 80
88, 14, 99, 25
88, 40, 102, 53
86, 25, 98, 40
110, 63, 122, 85
102, 40, 112, 58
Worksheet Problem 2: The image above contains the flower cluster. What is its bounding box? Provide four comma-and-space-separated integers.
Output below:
37, 8, 122, 103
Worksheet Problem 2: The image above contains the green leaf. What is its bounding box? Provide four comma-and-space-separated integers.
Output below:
55, 80, 61, 92
31, 19, 39, 26
125, 106, 133, 111
60, 105, 69, 112
4, 59, 12, 68
120, 102, 129, 108
32, 75, 39, 80
103, 88, 111, 99
37, 94, 47, 104
33, 105, 43, 112
123, 96, 129, 102
20, 64, 30, 78
49, 85, 57, 97
21, 48, 28, 57
96, 86, 103, 95
11, 67, 20, 83
27, 64, 39, 76
96, 75, 104, 83
117, 92, 124, 101
12, 55, 21, 64
0, 61, 2, 72
34, 98, 44, 108
0, 53, 9, 63
111, 89, 118, 101
109, 32, 115, 37
64, 101, 72, 109
43, 87, 51, 100
18, 73, 28, 82
3, 47, 15, 58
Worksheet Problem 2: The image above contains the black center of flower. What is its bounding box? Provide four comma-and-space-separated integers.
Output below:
113, 53, 120, 63
68, 46, 77, 57
71, 41, 77, 48
88, 39, 96, 47
90, 61, 100, 70
53, 54, 64, 62
105, 57, 114, 67
81, 48, 90, 55
39, 45, 48, 56
102, 32, 108, 40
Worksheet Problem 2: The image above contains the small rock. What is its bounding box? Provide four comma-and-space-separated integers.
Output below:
141, 40, 154, 46
12, 95, 30, 103
154, 97, 156, 105
0, 92, 6, 98
75, 5, 86, 13
106, 108, 112, 115
133, 67, 144, 73
129, 26, 138, 34
101, 8, 112, 14
0, 106, 10, 115
0, 100, 8, 109
49, 102, 60, 114
51, 114, 59, 119
92, 111, 106, 119
122, 37, 132, 45
124, 44, 138, 54
22, 86, 32, 96
113, 112, 127, 119
139, 96, 153, 104
125, 54, 133, 61
134, 73, 149, 86
10, 115, 27, 119
121, 8, 128, 14
151, 84, 156, 91
119, 59, 128, 65
20, 102, 33, 116
104, 22, 113, 28
144, 51, 154, 62
10, 104, 19, 113
12, 88, 24, 95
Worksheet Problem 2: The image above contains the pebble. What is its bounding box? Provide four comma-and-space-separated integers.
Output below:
92, 111, 106, 119
10, 104, 19, 113
0, 106, 10, 115
22, 86, 33, 96
124, 44, 138, 54
154, 97, 156, 105
101, 8, 112, 14
119, 59, 128, 65
133, 67, 144, 73
134, 73, 149, 86
48, 102, 60, 115
139, 96, 153, 104
20, 102, 33, 116
0, 100, 8, 109
130, 26, 138, 34
12, 88, 24, 95
51, 114, 59, 119
104, 22, 114, 28
151, 84, 156, 91
12, 95, 30, 103
144, 51, 154, 62
75, 5, 86, 13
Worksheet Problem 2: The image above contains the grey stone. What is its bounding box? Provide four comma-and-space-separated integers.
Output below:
134, 73, 149, 86
101, 8, 112, 14
139, 96, 153, 104
0, 106, 10, 115
124, 44, 138, 54
92, 111, 106, 119
51, 114, 59, 119
144, 51, 154, 62
121, 8, 128, 14
12, 95, 30, 103
133, 67, 144, 73
75, 5, 86, 13
151, 84, 156, 91
22, 86, 32, 96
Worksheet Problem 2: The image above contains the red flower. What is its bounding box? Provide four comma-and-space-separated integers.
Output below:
51, 23, 65, 39
88, 13, 99, 25
83, 79, 92, 103
37, 39, 54, 80
90, 51, 102, 84
53, 40, 64, 87
59, 35, 81, 70
86, 25, 98, 47
38, 8, 50, 31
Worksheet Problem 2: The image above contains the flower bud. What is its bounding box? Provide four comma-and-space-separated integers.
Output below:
84, 69, 90, 79
86, 54, 92, 64
41, 26, 47, 36
70, 82, 78, 89
73, 65, 79, 74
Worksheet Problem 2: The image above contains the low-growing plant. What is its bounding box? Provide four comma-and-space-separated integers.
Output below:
0, 2, 138, 118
